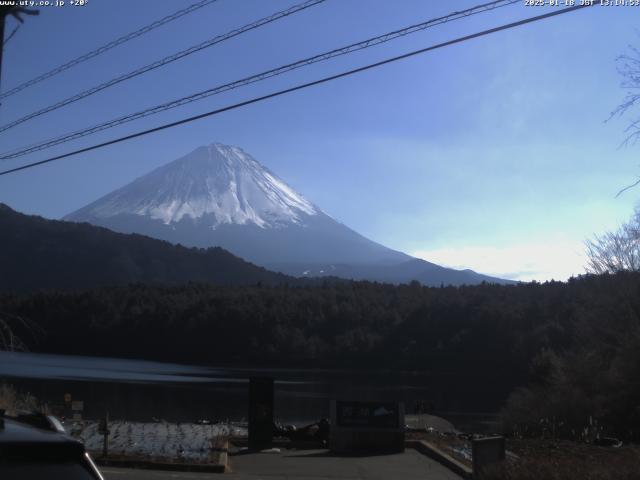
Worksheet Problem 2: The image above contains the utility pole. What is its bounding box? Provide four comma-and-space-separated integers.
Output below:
0, 7, 7, 91
0, 6, 39, 94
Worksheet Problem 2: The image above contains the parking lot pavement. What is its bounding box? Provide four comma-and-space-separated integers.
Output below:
101, 468, 220, 479
227, 448, 463, 480
101, 448, 463, 480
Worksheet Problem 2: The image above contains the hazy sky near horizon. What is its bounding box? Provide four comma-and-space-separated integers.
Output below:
1, 0, 639, 281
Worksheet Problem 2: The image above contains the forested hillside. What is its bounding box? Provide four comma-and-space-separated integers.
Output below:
3, 272, 640, 437
0, 203, 296, 290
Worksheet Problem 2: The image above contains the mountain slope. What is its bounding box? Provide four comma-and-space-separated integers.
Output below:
66, 143, 411, 267
0, 203, 296, 291
70, 143, 319, 229
65, 142, 514, 286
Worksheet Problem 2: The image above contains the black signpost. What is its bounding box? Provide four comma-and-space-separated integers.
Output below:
248, 377, 274, 451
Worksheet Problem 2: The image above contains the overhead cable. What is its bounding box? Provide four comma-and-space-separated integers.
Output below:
0, 3, 597, 177
0, 0, 519, 158
0, 0, 221, 100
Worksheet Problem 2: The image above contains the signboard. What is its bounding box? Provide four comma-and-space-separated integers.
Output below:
336, 401, 399, 429
64, 393, 72, 403
330, 400, 404, 454
71, 401, 84, 411
72, 413, 82, 421
248, 377, 274, 450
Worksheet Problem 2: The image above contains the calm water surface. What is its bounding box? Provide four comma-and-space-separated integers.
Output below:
1, 351, 500, 432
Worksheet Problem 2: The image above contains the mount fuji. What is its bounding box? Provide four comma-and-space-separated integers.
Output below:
65, 143, 512, 286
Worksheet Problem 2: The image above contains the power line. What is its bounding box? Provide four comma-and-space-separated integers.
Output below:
0, 0, 327, 134
0, 3, 597, 178
0, 0, 220, 101
0, 0, 520, 159
3, 23, 20, 47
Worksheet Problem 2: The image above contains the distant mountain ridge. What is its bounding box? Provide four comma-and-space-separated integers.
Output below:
65, 142, 515, 286
0, 203, 296, 291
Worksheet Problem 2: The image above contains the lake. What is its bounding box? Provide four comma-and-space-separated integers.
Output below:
0, 351, 501, 432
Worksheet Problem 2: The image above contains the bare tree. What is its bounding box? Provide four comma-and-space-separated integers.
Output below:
586, 208, 640, 274
0, 312, 38, 352
611, 43, 640, 142
610, 42, 640, 195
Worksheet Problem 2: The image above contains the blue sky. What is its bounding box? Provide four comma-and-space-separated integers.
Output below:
0, 0, 638, 281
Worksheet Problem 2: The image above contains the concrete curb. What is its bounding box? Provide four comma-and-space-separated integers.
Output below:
406, 439, 473, 479
93, 439, 229, 473
214, 438, 229, 473
230, 437, 325, 450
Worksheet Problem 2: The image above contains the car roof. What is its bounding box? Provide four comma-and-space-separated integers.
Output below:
0, 417, 75, 445
0, 416, 87, 462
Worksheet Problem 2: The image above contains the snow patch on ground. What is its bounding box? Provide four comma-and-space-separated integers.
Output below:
66, 421, 246, 461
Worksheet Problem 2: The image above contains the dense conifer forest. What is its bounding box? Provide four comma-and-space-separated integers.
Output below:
2, 272, 640, 438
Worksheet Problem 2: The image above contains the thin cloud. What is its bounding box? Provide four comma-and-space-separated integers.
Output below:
412, 240, 588, 282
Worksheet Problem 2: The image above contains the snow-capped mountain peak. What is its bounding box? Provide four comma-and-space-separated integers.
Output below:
73, 143, 319, 228
64, 142, 514, 285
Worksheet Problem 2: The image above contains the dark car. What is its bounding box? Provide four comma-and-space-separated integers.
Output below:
0, 410, 103, 480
